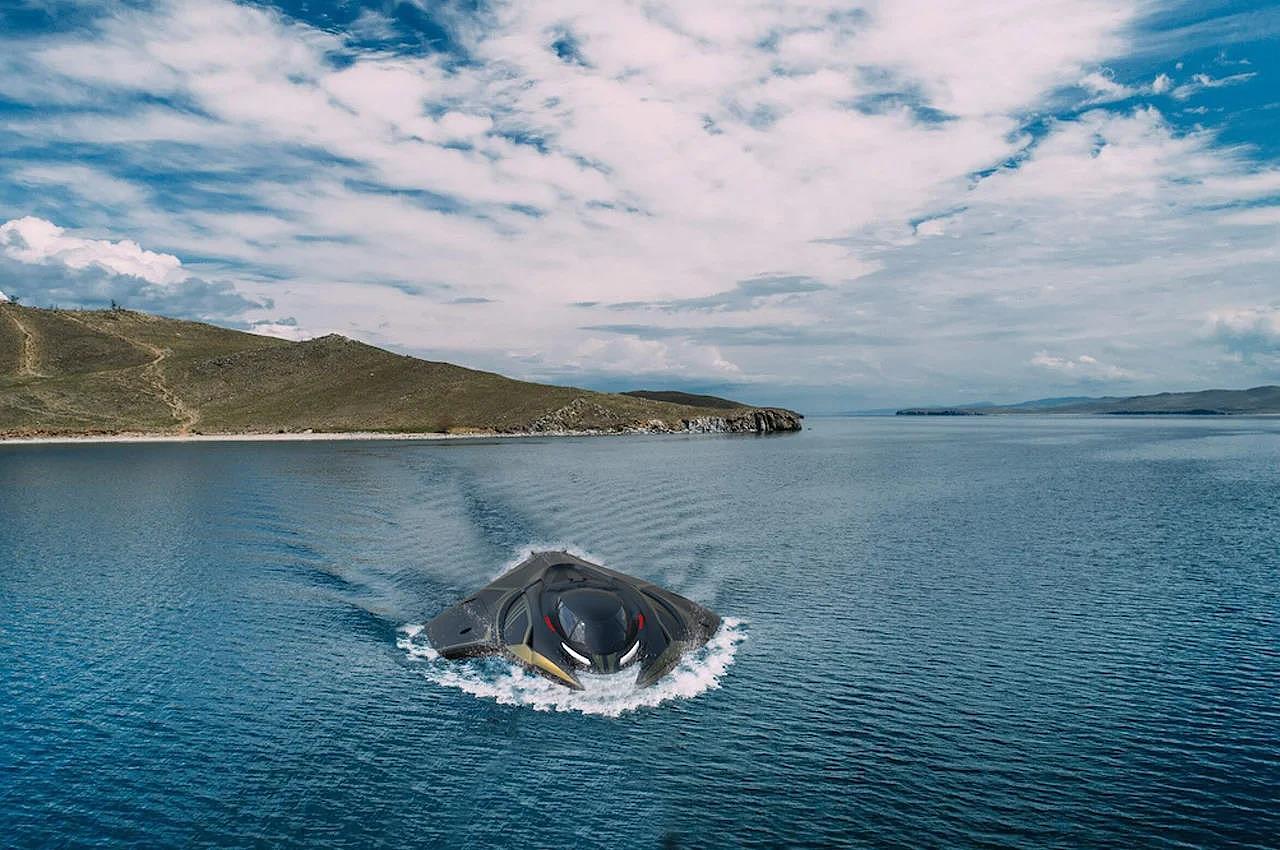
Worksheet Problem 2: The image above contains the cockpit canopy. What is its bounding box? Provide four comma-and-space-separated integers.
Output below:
556, 588, 631, 655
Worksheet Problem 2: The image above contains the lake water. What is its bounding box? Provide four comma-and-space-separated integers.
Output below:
2, 418, 1277, 848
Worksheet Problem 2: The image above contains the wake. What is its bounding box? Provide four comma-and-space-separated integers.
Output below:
397, 617, 746, 718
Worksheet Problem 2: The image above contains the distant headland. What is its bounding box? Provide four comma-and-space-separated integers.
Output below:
0, 304, 801, 440
897, 386, 1280, 416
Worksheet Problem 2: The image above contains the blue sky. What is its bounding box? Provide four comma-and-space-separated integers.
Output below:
1, 0, 1278, 411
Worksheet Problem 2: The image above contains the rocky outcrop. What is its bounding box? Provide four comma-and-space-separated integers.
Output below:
629, 407, 802, 434
526, 397, 620, 432
523, 397, 802, 435
680, 408, 803, 433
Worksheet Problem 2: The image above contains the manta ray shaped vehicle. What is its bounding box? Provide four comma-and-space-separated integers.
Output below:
427, 551, 720, 690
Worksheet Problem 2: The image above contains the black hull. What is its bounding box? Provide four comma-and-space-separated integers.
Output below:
427, 551, 720, 690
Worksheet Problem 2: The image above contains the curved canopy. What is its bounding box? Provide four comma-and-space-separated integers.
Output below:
557, 589, 630, 654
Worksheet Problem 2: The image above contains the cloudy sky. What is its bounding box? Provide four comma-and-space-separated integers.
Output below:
1, 0, 1278, 411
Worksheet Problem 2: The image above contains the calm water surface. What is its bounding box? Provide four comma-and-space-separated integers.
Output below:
2, 417, 1277, 848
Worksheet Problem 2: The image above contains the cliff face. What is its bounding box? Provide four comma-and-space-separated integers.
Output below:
681, 408, 803, 433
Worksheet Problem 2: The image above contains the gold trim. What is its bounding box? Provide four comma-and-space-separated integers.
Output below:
507, 644, 581, 688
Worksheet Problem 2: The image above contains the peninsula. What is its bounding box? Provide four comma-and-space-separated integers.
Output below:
0, 304, 801, 440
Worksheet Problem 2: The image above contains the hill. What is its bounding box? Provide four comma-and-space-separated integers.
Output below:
622, 390, 751, 409
897, 386, 1280, 416
0, 305, 801, 438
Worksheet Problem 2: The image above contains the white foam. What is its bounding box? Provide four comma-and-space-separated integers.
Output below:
397, 618, 746, 717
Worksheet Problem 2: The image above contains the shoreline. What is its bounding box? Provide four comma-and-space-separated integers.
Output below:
0, 427, 758, 446
0, 430, 608, 446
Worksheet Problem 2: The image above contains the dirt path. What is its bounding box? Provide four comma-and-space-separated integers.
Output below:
4, 307, 42, 377
61, 312, 200, 434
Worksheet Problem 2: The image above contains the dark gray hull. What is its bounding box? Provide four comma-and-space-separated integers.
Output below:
427, 551, 720, 690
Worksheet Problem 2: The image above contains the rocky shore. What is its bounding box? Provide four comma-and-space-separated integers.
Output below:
524, 397, 802, 435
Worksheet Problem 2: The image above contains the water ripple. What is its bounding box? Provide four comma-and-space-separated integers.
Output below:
2, 420, 1278, 848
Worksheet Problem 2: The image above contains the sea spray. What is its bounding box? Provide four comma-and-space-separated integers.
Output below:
397, 618, 747, 717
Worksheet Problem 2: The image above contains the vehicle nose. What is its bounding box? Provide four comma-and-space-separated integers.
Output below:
593, 653, 620, 673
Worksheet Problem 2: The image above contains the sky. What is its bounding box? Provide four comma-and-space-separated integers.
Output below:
1, 0, 1278, 412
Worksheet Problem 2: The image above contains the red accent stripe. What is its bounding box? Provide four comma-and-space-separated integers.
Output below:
544, 614, 556, 632
637, 613, 645, 629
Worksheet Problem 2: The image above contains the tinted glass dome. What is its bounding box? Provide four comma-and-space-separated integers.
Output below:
556, 589, 630, 655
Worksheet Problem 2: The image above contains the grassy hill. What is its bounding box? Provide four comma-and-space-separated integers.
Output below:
0, 304, 801, 438
897, 386, 1280, 416
622, 390, 750, 409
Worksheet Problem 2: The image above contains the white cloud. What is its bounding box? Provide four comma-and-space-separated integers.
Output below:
1077, 69, 1245, 106
0, 216, 187, 285
249, 320, 315, 341
569, 337, 739, 376
4, 0, 1139, 310
1080, 70, 1135, 103
1207, 306, 1280, 358
0, 0, 1276, 400
12, 164, 148, 207
0, 289, 8, 302
913, 216, 954, 237
1031, 352, 1132, 380
1170, 71, 1256, 101
1215, 206, 1280, 227
850, 0, 1132, 116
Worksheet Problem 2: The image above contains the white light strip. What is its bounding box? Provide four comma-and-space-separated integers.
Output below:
619, 642, 639, 665
561, 642, 591, 666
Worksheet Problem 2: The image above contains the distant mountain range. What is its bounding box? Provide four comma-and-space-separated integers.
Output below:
0, 305, 801, 438
897, 386, 1280, 416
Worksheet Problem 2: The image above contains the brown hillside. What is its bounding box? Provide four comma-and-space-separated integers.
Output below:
0, 304, 802, 438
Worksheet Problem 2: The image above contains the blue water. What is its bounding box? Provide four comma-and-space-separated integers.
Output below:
2, 418, 1277, 848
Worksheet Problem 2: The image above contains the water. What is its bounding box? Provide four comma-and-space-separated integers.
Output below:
2, 418, 1277, 848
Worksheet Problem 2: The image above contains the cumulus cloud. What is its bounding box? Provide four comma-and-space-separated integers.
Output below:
0, 216, 186, 285
0, 0, 1277, 402
0, 0, 1139, 304
1079, 70, 1136, 104
0, 218, 266, 318
1078, 68, 1212, 104
1207, 307, 1280, 359
0, 255, 266, 317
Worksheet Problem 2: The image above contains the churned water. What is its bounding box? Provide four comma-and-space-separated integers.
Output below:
1, 417, 1277, 848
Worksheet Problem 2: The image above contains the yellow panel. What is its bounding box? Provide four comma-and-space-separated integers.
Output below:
507, 644, 581, 688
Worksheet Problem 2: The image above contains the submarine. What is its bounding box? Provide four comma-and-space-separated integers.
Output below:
427, 551, 720, 690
